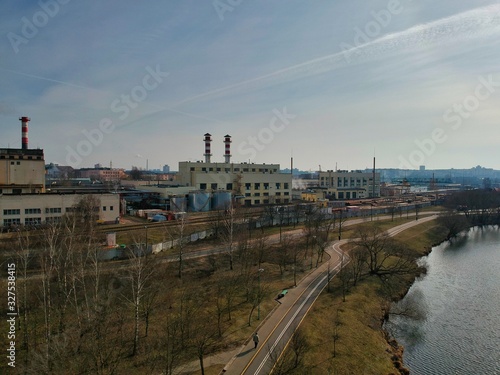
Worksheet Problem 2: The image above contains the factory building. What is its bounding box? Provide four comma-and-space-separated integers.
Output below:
177, 134, 292, 206
318, 169, 381, 199
0, 117, 45, 194
0, 117, 120, 228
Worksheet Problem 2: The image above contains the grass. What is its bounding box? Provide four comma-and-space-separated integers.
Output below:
297, 220, 448, 375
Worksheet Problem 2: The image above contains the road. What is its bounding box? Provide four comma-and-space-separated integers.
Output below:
222, 214, 438, 375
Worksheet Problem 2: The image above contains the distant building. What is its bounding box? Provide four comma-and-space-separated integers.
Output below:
318, 170, 380, 199
163, 164, 170, 173
77, 167, 126, 181
46, 163, 75, 179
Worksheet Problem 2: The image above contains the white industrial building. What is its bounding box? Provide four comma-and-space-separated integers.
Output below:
177, 134, 292, 206
318, 169, 381, 199
0, 117, 120, 228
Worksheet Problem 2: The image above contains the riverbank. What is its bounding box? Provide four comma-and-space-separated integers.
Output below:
298, 219, 449, 374
386, 225, 500, 375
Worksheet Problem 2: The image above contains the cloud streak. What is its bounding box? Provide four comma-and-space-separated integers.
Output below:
169, 5, 500, 108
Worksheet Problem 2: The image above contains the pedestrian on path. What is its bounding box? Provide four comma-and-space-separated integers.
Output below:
253, 332, 259, 349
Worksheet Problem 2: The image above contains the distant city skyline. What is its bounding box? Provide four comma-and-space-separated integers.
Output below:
1, 1, 500, 171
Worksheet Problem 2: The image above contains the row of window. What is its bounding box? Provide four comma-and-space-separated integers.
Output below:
192, 167, 278, 173
243, 198, 290, 205
245, 183, 289, 190
0, 155, 42, 160
4, 206, 108, 216
245, 192, 289, 197
3, 217, 61, 226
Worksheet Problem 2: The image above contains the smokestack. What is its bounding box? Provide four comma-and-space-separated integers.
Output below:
20, 116, 30, 150
224, 134, 231, 163
372, 156, 376, 198
204, 133, 212, 163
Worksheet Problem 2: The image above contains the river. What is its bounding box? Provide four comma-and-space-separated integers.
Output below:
386, 226, 500, 375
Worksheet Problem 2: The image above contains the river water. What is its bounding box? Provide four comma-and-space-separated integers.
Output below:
386, 226, 500, 375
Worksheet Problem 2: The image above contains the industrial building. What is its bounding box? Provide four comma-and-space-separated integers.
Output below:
0, 117, 120, 228
318, 169, 381, 199
177, 134, 292, 206
0, 117, 46, 194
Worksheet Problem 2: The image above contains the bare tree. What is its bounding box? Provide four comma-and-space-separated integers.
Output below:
352, 226, 417, 277
125, 240, 157, 356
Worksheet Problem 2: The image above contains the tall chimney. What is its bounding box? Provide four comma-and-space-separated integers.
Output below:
20, 116, 30, 150
372, 156, 376, 198
204, 133, 212, 163
224, 134, 232, 163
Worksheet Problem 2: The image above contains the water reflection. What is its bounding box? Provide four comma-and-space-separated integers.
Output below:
386, 226, 500, 375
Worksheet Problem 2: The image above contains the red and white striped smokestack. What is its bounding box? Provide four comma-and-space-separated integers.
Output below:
203, 133, 212, 163
19, 116, 30, 150
224, 134, 232, 163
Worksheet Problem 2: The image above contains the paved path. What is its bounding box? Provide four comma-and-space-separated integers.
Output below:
174, 214, 438, 374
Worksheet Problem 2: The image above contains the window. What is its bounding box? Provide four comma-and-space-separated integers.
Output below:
284, 183, 289, 189
284, 192, 289, 196
110, 206, 114, 211
16, 161, 20, 165
46, 217, 61, 224
201, 167, 206, 172
254, 199, 260, 204
264, 183, 269, 190
275, 183, 281, 189
254, 193, 260, 197
103, 206, 107, 211
190, 167, 195, 171
25, 208, 41, 214
211, 183, 217, 190
226, 183, 233, 190
245, 183, 251, 190
13, 189, 22, 195
3, 218, 21, 226
200, 183, 207, 190
216, 168, 221, 172
3, 209, 20, 216
10, 161, 14, 165
254, 183, 260, 190
25, 217, 41, 225
45, 208, 62, 214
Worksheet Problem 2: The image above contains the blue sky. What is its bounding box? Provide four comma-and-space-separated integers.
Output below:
1, 0, 499, 171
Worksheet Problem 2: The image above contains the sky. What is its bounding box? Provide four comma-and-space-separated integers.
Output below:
1, 0, 500, 172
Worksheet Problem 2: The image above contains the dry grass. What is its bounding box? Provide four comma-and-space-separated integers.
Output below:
297, 220, 448, 375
